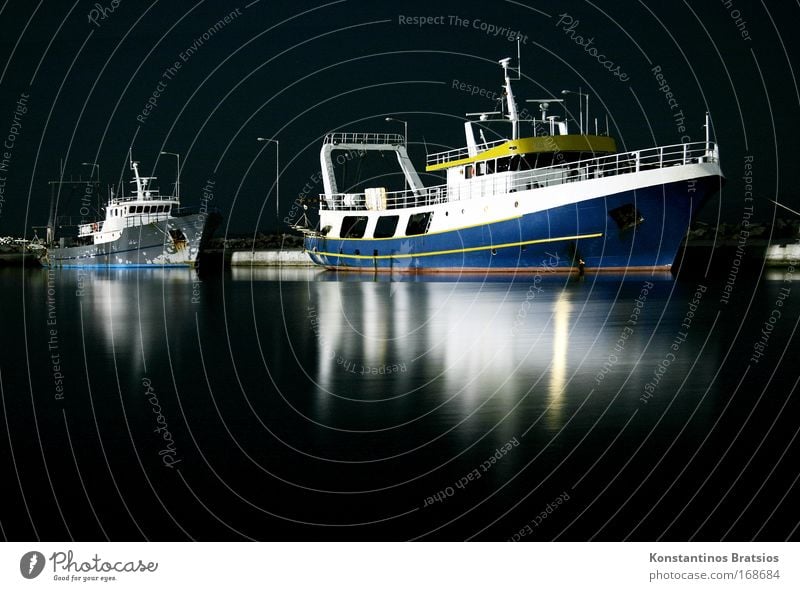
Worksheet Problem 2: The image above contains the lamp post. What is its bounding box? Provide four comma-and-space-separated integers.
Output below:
256, 137, 280, 220
159, 151, 180, 201
385, 117, 408, 192
384, 116, 408, 147
561, 89, 589, 135
81, 161, 100, 182
81, 162, 101, 218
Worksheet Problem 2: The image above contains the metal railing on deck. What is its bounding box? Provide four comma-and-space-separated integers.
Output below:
426, 138, 506, 167
321, 141, 719, 212
323, 132, 405, 146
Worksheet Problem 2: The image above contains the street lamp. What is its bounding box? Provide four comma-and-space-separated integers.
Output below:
81, 162, 101, 220
384, 116, 408, 147
257, 137, 280, 220
81, 162, 100, 181
561, 89, 589, 135
385, 117, 408, 192
159, 151, 180, 201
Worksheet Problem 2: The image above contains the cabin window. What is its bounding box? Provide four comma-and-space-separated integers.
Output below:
374, 215, 399, 238
464, 165, 473, 179
406, 212, 432, 236
340, 216, 368, 238
609, 204, 645, 230
476, 162, 485, 176
486, 159, 496, 174
496, 157, 511, 173
519, 154, 536, 170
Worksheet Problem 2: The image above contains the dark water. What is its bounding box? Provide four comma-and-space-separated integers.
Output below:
1, 264, 798, 541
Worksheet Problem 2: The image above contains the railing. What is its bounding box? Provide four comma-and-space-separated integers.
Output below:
426, 138, 506, 167
320, 141, 719, 212
109, 195, 178, 204
324, 132, 405, 146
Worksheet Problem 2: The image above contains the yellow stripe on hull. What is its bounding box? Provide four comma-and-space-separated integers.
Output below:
313, 232, 603, 260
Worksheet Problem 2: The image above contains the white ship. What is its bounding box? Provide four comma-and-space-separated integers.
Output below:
302, 56, 724, 273
43, 156, 217, 267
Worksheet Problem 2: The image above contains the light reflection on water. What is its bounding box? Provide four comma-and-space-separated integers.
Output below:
38, 267, 713, 441
283, 270, 680, 436
4, 265, 796, 539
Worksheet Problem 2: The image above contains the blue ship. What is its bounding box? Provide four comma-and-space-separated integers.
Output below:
302, 57, 723, 273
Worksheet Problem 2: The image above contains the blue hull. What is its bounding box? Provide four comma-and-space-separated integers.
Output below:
305, 178, 721, 272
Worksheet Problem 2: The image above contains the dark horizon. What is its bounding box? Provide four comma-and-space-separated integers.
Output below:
0, 1, 798, 238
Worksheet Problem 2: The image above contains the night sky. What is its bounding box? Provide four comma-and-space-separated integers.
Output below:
0, 0, 797, 237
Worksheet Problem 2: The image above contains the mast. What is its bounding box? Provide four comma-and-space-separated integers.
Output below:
499, 58, 519, 140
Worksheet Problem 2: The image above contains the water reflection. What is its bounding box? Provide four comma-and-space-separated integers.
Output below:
292, 270, 727, 437
549, 295, 571, 427
54, 268, 198, 372
303, 274, 585, 423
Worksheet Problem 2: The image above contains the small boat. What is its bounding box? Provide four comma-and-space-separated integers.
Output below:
301, 56, 723, 273
42, 156, 218, 268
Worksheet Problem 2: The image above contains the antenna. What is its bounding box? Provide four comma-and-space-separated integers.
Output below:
512, 37, 522, 81
498, 57, 520, 139
466, 111, 501, 120
526, 99, 564, 133
526, 98, 565, 115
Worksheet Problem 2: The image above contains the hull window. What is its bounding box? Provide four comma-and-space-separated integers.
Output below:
341, 216, 368, 238
374, 215, 399, 238
406, 212, 432, 236
609, 203, 645, 230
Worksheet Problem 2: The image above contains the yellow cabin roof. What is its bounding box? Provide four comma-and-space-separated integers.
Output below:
426, 135, 617, 172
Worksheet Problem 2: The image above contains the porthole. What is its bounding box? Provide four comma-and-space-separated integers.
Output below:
354, 249, 360, 255
445, 211, 449, 216
491, 248, 497, 256
461, 209, 465, 214
514, 201, 519, 208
